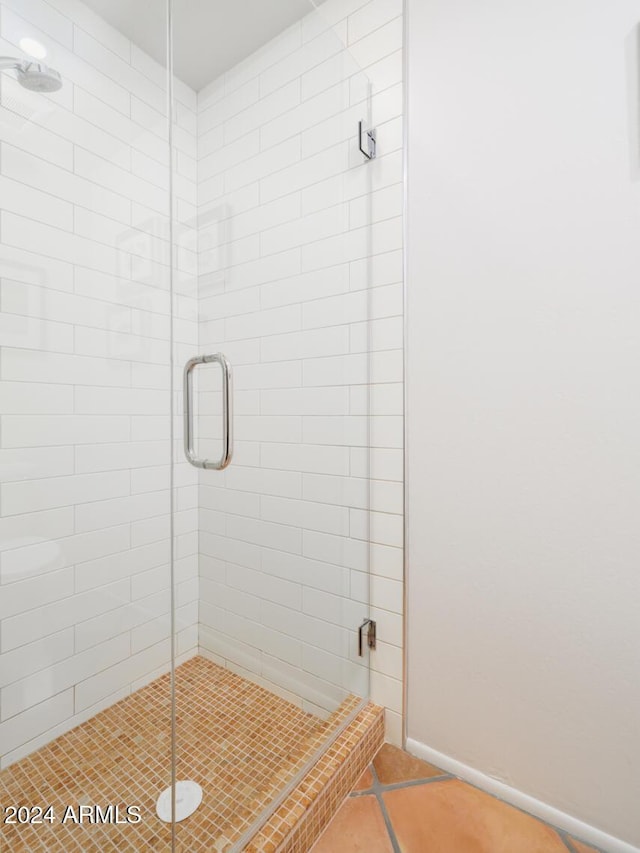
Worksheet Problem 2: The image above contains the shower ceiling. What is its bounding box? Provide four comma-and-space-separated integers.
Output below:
81, 0, 322, 91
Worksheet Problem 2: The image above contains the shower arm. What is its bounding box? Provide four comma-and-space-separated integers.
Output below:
0, 57, 24, 72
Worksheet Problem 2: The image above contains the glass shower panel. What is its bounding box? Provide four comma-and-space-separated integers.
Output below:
171, 0, 375, 847
0, 0, 180, 849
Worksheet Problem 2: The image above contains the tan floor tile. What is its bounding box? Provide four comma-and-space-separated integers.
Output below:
373, 743, 444, 786
353, 768, 374, 791
311, 795, 394, 853
570, 839, 600, 853
383, 779, 568, 853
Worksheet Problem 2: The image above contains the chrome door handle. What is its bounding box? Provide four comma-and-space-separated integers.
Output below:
183, 353, 233, 470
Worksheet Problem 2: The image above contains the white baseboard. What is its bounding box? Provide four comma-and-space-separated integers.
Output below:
405, 738, 640, 853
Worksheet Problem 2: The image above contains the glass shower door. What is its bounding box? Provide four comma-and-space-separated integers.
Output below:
170, 0, 377, 849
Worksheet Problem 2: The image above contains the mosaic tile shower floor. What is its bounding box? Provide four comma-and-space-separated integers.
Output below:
0, 655, 362, 852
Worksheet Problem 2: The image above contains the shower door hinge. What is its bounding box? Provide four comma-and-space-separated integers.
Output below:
358, 121, 376, 160
358, 619, 377, 656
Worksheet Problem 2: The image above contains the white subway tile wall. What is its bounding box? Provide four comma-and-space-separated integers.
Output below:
196, 0, 404, 743
0, 0, 199, 767
0, 0, 404, 765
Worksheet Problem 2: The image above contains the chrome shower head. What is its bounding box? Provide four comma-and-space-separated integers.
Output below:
0, 57, 63, 92
16, 61, 62, 92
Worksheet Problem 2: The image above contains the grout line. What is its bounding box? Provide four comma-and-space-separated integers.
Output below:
558, 829, 605, 853
559, 831, 580, 852
350, 771, 452, 797
368, 763, 402, 853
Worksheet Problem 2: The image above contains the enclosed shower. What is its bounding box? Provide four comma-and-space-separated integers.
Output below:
0, 0, 404, 849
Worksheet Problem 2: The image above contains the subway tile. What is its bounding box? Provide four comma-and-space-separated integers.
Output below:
302, 586, 364, 630
2, 143, 131, 224
74, 441, 168, 474
301, 51, 361, 101
260, 141, 348, 202
0, 692, 73, 765
0, 447, 74, 484
0, 105, 73, 170
303, 473, 367, 508
260, 442, 350, 476
226, 23, 302, 94
348, 0, 403, 44
67, 3, 131, 60
0, 629, 74, 690
303, 531, 368, 571
348, 15, 403, 69
75, 540, 169, 593
227, 564, 302, 611
1, 634, 130, 721
371, 574, 404, 614
74, 148, 167, 215
261, 653, 345, 710
0, 508, 74, 559
261, 387, 349, 417
350, 316, 404, 354
74, 27, 165, 114
1, 213, 124, 277
0, 525, 130, 587
226, 514, 302, 555
261, 203, 349, 257
0, 567, 73, 622
75, 590, 168, 653
74, 387, 167, 416
74, 639, 171, 712
75, 491, 169, 533
371, 606, 403, 648
365, 49, 403, 95
350, 248, 404, 290
0, 174, 73, 231
371, 81, 404, 125
226, 80, 301, 145
0, 414, 129, 449
303, 353, 368, 386
260, 494, 349, 535
260, 264, 350, 308
0, 0, 73, 49
370, 669, 402, 713
300, 103, 364, 159
200, 78, 260, 135
224, 248, 301, 290
351, 507, 403, 546
259, 29, 343, 97
1, 470, 128, 519
1, 580, 130, 651
261, 81, 349, 150
0, 311, 73, 355
1, 280, 131, 333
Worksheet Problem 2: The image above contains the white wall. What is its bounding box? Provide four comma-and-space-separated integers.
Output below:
0, 0, 199, 767
407, 0, 640, 847
196, 0, 405, 739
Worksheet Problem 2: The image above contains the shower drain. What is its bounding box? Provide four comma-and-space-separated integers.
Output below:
156, 781, 203, 823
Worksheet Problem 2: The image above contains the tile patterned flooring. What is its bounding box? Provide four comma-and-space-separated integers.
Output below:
0, 656, 360, 852
312, 744, 604, 853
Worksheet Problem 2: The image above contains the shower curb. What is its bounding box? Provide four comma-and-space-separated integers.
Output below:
245, 702, 385, 853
